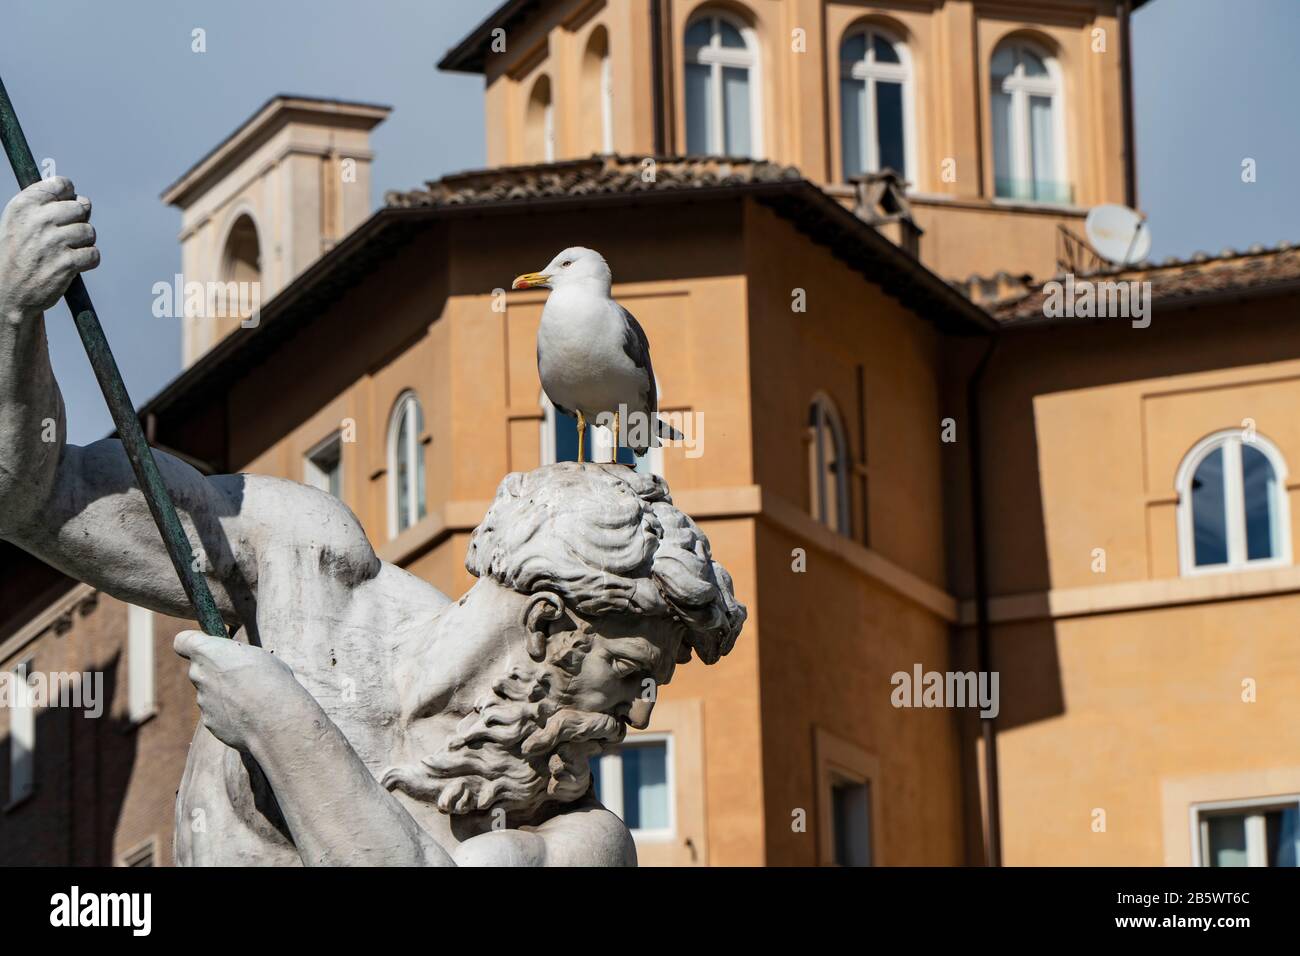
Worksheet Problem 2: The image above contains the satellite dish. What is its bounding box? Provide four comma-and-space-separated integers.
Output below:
1085, 204, 1152, 266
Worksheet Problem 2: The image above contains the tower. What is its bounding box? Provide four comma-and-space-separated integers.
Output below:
162, 95, 390, 366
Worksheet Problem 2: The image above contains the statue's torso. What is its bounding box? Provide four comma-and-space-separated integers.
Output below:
175, 550, 412, 866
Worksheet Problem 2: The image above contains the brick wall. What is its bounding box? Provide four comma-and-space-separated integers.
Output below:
0, 594, 197, 865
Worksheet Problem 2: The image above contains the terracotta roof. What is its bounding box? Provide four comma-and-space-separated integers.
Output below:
385, 154, 804, 207
383, 154, 995, 334
141, 154, 992, 435
993, 243, 1300, 325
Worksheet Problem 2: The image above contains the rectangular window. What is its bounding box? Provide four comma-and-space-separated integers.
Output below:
1192, 446, 1229, 566
304, 433, 343, 499
685, 63, 713, 154
875, 80, 905, 176
589, 735, 674, 839
839, 78, 865, 178
128, 604, 155, 723
9, 659, 34, 806
831, 776, 872, 866
815, 727, 879, 865
1242, 444, 1278, 560
1028, 94, 1056, 201
721, 66, 751, 156
1195, 798, 1300, 866
991, 90, 1013, 198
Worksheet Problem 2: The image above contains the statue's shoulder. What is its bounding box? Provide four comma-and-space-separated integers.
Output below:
230, 472, 381, 584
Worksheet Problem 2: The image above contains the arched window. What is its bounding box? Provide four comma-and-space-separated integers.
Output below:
222, 214, 261, 287
684, 11, 760, 157
216, 212, 261, 329
990, 39, 1066, 203
525, 75, 555, 162
839, 25, 913, 181
808, 395, 851, 535
387, 391, 427, 537
540, 392, 660, 475
1176, 430, 1291, 575
582, 27, 614, 154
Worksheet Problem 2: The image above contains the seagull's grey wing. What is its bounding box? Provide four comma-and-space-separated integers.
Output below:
617, 304, 665, 456
618, 303, 656, 414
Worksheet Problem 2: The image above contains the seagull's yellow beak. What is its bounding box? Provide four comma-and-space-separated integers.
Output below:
512, 271, 551, 290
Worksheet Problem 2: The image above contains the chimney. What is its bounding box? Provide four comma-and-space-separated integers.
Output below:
162, 95, 391, 366
852, 169, 922, 259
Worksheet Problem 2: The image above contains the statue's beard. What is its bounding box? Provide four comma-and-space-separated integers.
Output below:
381, 672, 626, 816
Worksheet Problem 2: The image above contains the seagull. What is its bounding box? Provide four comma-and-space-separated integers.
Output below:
513, 247, 680, 464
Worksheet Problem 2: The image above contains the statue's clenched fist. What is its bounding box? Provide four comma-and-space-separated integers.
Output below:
175, 629, 305, 752
0, 176, 99, 322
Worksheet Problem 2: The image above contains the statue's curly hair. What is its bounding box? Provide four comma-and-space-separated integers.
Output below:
465, 463, 746, 665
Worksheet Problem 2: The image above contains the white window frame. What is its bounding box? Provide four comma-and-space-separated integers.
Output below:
839, 25, 916, 183
1175, 428, 1292, 576
808, 393, 851, 535
989, 39, 1068, 204
814, 727, 880, 866
1191, 794, 1300, 867
591, 732, 675, 842
304, 431, 343, 498
8, 658, 35, 808
127, 604, 156, 724
387, 391, 426, 538
684, 11, 764, 158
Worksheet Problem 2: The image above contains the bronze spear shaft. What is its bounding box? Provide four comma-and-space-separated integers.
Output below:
0, 75, 228, 639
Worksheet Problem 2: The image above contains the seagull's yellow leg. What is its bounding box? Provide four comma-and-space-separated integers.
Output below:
577, 411, 586, 463
613, 410, 620, 465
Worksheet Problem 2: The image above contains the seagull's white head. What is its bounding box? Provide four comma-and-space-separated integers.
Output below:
512, 246, 611, 295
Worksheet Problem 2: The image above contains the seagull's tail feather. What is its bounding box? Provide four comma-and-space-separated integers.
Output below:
631, 417, 684, 457
655, 417, 684, 442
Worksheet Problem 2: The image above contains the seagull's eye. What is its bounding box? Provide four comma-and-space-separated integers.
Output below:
561, 260, 573, 268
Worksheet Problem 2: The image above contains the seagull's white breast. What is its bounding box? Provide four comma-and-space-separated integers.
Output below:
537, 288, 648, 417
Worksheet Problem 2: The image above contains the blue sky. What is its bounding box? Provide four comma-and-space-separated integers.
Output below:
0, 0, 1295, 444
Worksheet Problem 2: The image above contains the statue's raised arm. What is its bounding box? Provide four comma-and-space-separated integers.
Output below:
0, 180, 377, 627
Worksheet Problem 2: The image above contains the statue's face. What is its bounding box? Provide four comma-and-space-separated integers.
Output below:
564, 613, 682, 730
385, 577, 686, 817
414, 577, 681, 727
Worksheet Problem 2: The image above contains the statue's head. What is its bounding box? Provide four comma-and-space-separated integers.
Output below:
381, 462, 746, 818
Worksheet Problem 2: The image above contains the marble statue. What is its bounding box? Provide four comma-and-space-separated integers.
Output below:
0, 179, 746, 865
